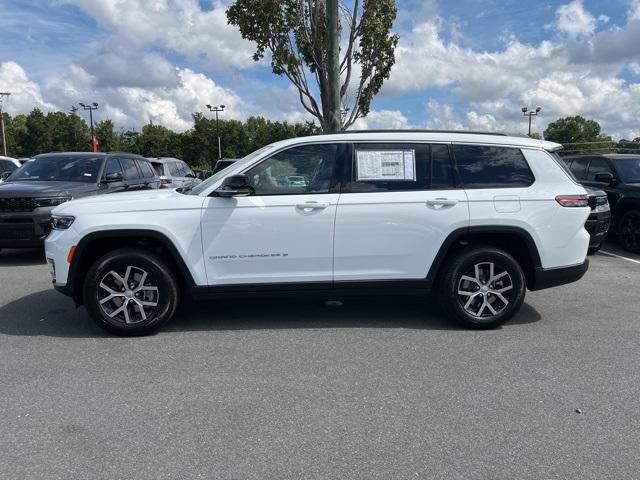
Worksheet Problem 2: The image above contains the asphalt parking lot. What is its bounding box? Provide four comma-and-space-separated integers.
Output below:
1, 245, 639, 480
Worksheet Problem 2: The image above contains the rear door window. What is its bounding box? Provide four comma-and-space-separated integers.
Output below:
0, 159, 17, 173
452, 145, 534, 188
137, 159, 156, 179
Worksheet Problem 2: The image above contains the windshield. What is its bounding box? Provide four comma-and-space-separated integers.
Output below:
9, 155, 103, 183
189, 145, 275, 195
614, 157, 640, 183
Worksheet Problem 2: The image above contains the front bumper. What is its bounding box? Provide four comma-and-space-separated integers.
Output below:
0, 207, 55, 247
585, 208, 611, 249
530, 259, 589, 291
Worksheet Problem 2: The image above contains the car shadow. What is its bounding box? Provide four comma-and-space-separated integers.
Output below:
0, 248, 46, 266
0, 289, 542, 338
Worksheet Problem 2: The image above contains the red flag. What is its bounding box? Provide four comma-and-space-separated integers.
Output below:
92, 134, 99, 152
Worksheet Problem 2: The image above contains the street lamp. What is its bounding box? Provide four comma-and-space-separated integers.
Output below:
522, 106, 541, 137
0, 92, 10, 157
79, 102, 99, 152
206, 104, 226, 167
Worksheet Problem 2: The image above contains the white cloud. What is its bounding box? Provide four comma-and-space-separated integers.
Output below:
42, 64, 247, 131
351, 110, 410, 130
0, 61, 56, 114
629, 0, 640, 20
57, 0, 255, 70
555, 0, 596, 39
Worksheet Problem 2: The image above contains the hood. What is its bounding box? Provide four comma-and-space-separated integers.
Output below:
53, 188, 197, 216
0, 181, 99, 198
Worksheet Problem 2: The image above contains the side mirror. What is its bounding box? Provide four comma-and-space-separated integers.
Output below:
594, 172, 615, 185
185, 172, 196, 178
104, 171, 123, 183
214, 174, 254, 197
0, 171, 11, 181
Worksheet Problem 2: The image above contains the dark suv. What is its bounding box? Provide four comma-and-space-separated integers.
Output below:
0, 152, 159, 251
564, 154, 640, 252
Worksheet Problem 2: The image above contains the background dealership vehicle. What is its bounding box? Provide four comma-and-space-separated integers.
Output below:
46, 131, 591, 336
0, 152, 158, 251
211, 158, 238, 174
0, 156, 21, 182
148, 157, 201, 189
564, 154, 640, 252
584, 188, 610, 254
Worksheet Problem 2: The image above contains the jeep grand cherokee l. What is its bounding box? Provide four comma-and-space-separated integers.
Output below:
45, 131, 591, 336
0, 152, 158, 251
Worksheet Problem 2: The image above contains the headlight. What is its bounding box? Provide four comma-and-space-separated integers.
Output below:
34, 197, 72, 208
51, 215, 75, 230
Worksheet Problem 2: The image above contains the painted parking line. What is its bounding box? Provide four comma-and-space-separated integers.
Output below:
598, 250, 640, 265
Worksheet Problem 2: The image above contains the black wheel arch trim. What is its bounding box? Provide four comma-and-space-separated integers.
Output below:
425, 225, 543, 287
64, 229, 196, 304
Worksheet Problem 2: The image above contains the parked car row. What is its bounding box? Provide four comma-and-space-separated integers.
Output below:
0, 152, 201, 252
563, 154, 640, 253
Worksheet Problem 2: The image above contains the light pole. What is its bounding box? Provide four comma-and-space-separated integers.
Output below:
522, 106, 541, 137
206, 104, 225, 168
0, 92, 10, 157
79, 102, 99, 152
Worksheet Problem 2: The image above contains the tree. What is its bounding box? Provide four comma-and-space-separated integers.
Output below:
544, 116, 610, 145
95, 120, 120, 152
227, 0, 399, 132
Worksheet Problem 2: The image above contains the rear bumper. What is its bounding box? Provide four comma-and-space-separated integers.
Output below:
530, 259, 589, 291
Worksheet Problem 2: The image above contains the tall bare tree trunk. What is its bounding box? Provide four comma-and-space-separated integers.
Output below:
325, 0, 341, 133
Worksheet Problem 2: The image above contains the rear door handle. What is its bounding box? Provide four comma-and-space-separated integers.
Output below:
427, 198, 458, 208
296, 202, 330, 211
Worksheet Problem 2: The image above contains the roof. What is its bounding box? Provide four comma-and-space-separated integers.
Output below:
267, 130, 561, 151
146, 157, 182, 163
34, 152, 108, 157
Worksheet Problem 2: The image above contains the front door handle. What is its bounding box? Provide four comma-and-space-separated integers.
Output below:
296, 202, 330, 211
427, 198, 458, 208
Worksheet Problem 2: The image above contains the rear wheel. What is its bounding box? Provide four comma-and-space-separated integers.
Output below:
439, 246, 526, 329
83, 248, 179, 336
618, 210, 640, 253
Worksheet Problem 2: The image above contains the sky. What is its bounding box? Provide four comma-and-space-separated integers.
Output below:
0, 0, 639, 139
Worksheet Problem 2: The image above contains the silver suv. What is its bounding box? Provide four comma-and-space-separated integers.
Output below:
148, 157, 201, 189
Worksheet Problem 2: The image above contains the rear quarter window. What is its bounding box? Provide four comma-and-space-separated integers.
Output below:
452, 145, 534, 188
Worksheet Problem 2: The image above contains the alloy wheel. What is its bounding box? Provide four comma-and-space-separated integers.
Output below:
620, 212, 640, 251
457, 262, 513, 318
97, 266, 159, 325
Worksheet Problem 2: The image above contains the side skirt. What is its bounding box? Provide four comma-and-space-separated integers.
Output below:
188, 280, 433, 300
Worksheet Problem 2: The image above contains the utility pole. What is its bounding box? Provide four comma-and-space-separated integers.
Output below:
206, 104, 225, 170
326, 0, 341, 133
0, 92, 10, 157
521, 106, 542, 137
79, 102, 99, 152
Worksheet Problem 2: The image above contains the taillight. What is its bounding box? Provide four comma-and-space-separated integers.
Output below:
555, 195, 589, 207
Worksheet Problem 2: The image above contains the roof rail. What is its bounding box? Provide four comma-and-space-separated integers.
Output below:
339, 129, 509, 136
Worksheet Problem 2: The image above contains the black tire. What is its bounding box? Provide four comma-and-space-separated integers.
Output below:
439, 246, 526, 329
618, 210, 640, 253
83, 248, 179, 336
587, 246, 601, 255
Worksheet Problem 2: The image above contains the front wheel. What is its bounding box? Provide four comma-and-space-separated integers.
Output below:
618, 210, 640, 253
439, 246, 526, 329
83, 248, 179, 336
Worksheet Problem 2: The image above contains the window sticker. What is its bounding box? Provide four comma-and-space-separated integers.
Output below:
356, 149, 416, 181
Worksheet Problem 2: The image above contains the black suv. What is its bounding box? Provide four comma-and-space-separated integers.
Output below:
0, 152, 159, 250
564, 154, 640, 252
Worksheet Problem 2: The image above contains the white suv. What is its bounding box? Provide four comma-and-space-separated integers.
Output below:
45, 131, 591, 335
